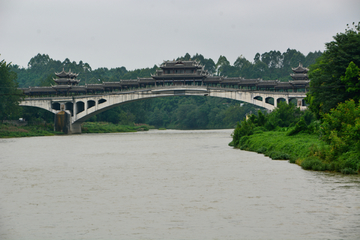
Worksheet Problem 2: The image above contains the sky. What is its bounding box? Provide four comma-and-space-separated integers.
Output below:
1, 0, 359, 70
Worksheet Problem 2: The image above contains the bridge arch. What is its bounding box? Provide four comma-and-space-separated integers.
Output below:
254, 96, 263, 101
289, 98, 298, 105
98, 99, 106, 104
265, 97, 274, 106
52, 102, 61, 110
277, 98, 286, 104
65, 102, 74, 116
88, 100, 96, 109
76, 101, 85, 114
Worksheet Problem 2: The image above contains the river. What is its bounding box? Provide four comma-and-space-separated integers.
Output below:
0, 129, 359, 239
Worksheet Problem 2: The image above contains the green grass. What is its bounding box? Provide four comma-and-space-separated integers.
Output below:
0, 123, 61, 138
234, 130, 359, 174
238, 131, 324, 159
0, 122, 154, 138
81, 122, 152, 133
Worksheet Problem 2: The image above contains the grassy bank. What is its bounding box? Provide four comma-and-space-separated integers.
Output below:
232, 131, 324, 161
81, 122, 153, 133
0, 122, 153, 138
231, 130, 359, 174
231, 130, 325, 160
0, 123, 61, 138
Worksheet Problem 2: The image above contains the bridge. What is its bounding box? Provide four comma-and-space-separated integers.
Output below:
19, 60, 309, 134
20, 85, 307, 134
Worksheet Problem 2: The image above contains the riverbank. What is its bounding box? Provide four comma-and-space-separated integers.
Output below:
230, 130, 359, 174
0, 123, 60, 138
0, 122, 153, 138
81, 122, 153, 133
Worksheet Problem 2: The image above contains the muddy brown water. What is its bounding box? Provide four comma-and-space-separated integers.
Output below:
1, 129, 359, 239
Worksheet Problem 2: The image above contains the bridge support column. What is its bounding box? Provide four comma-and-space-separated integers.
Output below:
70, 122, 82, 134
54, 111, 71, 134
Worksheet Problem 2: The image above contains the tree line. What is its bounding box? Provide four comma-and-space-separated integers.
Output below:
11, 49, 321, 88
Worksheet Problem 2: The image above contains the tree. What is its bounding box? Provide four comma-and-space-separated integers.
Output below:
0, 58, 23, 120
340, 61, 360, 102
253, 53, 261, 64
233, 56, 252, 78
320, 99, 360, 163
216, 55, 230, 76
306, 22, 360, 117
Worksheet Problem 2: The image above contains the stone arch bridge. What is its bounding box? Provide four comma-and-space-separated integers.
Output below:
20, 86, 307, 134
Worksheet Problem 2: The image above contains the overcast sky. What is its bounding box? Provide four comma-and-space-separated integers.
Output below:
1, 0, 359, 70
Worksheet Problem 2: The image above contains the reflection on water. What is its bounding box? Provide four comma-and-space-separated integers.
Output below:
0, 130, 359, 239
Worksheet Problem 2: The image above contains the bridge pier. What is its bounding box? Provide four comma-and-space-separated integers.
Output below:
54, 110, 82, 134
54, 111, 70, 134
70, 122, 82, 134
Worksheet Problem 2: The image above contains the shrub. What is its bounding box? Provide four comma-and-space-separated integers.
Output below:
301, 157, 328, 171
328, 161, 341, 172
264, 120, 276, 131
256, 146, 267, 154
341, 168, 357, 174
268, 151, 291, 160
289, 156, 297, 164
287, 118, 308, 136
321, 99, 360, 149
339, 152, 360, 173
253, 126, 266, 134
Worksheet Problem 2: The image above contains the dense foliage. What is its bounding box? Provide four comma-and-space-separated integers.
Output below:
0, 58, 23, 120
319, 100, 360, 166
306, 22, 360, 117
231, 102, 314, 148
232, 23, 360, 174
231, 100, 360, 174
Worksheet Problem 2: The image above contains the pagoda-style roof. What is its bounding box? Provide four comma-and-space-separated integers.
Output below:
292, 63, 309, 73
53, 69, 80, 85
160, 60, 203, 68
290, 63, 309, 81
138, 78, 155, 83
152, 60, 209, 80
290, 73, 309, 80
55, 69, 79, 79
238, 79, 260, 85
204, 76, 222, 82
289, 80, 310, 85
274, 82, 293, 89
257, 80, 278, 87
53, 78, 81, 85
